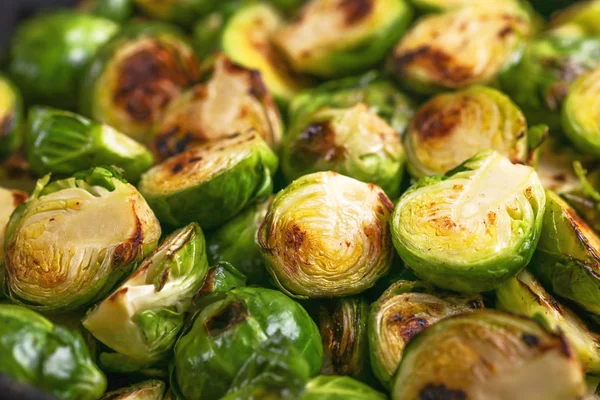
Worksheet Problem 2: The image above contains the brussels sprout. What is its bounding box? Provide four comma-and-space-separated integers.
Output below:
391, 150, 546, 293
79, 0, 135, 23
8, 11, 118, 110
390, 5, 530, 94
26, 107, 154, 183
139, 131, 278, 230
496, 270, 600, 374
536, 137, 593, 195
369, 280, 483, 388
258, 171, 393, 298
196, 261, 247, 297
132, 0, 214, 26
529, 190, 600, 315
301, 376, 386, 400
101, 380, 165, 400
223, 3, 313, 104
391, 310, 586, 400
150, 54, 282, 161
562, 66, 600, 156
192, 3, 241, 60
207, 197, 272, 284
273, 0, 412, 78
172, 287, 322, 400
80, 22, 200, 142
0, 75, 23, 159
403, 86, 527, 178
83, 223, 208, 371
282, 104, 405, 197
550, 0, 600, 36
562, 162, 600, 233
4, 167, 161, 312
0, 304, 106, 400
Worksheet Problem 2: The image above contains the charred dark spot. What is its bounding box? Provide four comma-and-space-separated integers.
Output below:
12, 191, 27, 207
0, 114, 14, 139
109, 287, 128, 302
558, 332, 572, 357
248, 70, 268, 100
205, 302, 248, 337
390, 313, 403, 323
552, 173, 567, 183
412, 100, 464, 141
197, 268, 217, 296
164, 150, 204, 175
189, 156, 203, 163
285, 224, 306, 251
516, 131, 525, 140
338, 0, 373, 25
113, 210, 144, 266
222, 57, 247, 74
394, 45, 474, 86
49, 218, 55, 222
378, 192, 394, 213
345, 241, 351, 247
397, 317, 429, 342
157, 268, 170, 291
498, 25, 514, 38
296, 122, 346, 162
154, 126, 195, 161
522, 333, 540, 347
419, 383, 467, 400
171, 163, 184, 174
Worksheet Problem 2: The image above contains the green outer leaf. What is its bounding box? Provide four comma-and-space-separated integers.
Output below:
301, 376, 386, 400
0, 74, 23, 158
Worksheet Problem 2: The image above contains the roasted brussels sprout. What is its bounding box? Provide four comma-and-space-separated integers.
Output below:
132, 0, 214, 26
191, 3, 239, 59
391, 310, 586, 400
80, 22, 200, 142
390, 5, 530, 93
550, 0, 600, 36
391, 150, 546, 293
0, 305, 106, 400
273, 0, 413, 78
150, 54, 282, 161
302, 376, 386, 400
369, 280, 483, 388
536, 137, 593, 195
404, 86, 527, 178
196, 261, 247, 298
26, 107, 154, 183
79, 0, 135, 23
101, 380, 165, 400
258, 171, 393, 298
172, 287, 322, 400
83, 223, 208, 371
139, 130, 278, 230
8, 11, 118, 109
0, 75, 23, 159
562, 162, 600, 233
0, 186, 27, 274
529, 190, 600, 315
4, 167, 161, 312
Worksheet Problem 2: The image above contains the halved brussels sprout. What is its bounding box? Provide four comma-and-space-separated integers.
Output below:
258, 171, 394, 298
404, 86, 527, 178
139, 130, 278, 230
172, 287, 322, 400
4, 167, 161, 312
80, 22, 200, 142
223, 3, 313, 104
391, 310, 586, 400
391, 150, 546, 293
150, 54, 282, 161
273, 0, 413, 78
369, 280, 483, 388
497, 270, 600, 374
302, 376, 386, 400
562, 65, 600, 156
562, 162, 600, 233
0, 75, 23, 159
83, 223, 209, 371
8, 11, 118, 110
207, 197, 272, 284
282, 103, 405, 197
550, 0, 600, 36
132, 0, 214, 26
101, 380, 165, 400
26, 107, 154, 183
529, 190, 600, 315
0, 304, 106, 400
390, 5, 530, 93
78, 0, 135, 23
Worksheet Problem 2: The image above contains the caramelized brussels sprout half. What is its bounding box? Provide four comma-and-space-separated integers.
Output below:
273, 0, 413, 78
0, 305, 106, 400
172, 287, 322, 400
8, 11, 118, 109
0, 75, 23, 159
550, 0, 600, 36
132, 0, 214, 26
150, 54, 282, 161
391, 311, 586, 400
369, 280, 483, 388
80, 22, 200, 142
101, 380, 165, 400
26, 107, 154, 182
390, 5, 530, 93
404, 86, 527, 178
4, 167, 161, 312
79, 0, 135, 23
139, 131, 278, 230
282, 103, 405, 197
391, 150, 546, 293
258, 171, 393, 298
302, 376, 386, 400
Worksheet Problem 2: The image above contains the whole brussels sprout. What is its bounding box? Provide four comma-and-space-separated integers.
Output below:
150, 54, 282, 161
0, 187, 27, 296
0, 304, 106, 400
404, 86, 528, 178
391, 150, 546, 293
26, 107, 154, 183
132, 0, 214, 26
282, 103, 405, 198
80, 22, 200, 142
139, 130, 278, 230
391, 310, 586, 400
0, 75, 23, 159
550, 0, 600, 36
529, 190, 600, 315
497, 270, 600, 374
101, 380, 165, 400
8, 11, 118, 110
390, 4, 530, 94
562, 66, 600, 156
369, 280, 483, 388
78, 0, 135, 23
83, 223, 209, 371
4, 167, 161, 312
301, 376, 386, 400
258, 171, 394, 298
172, 287, 322, 400
273, 0, 413, 78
